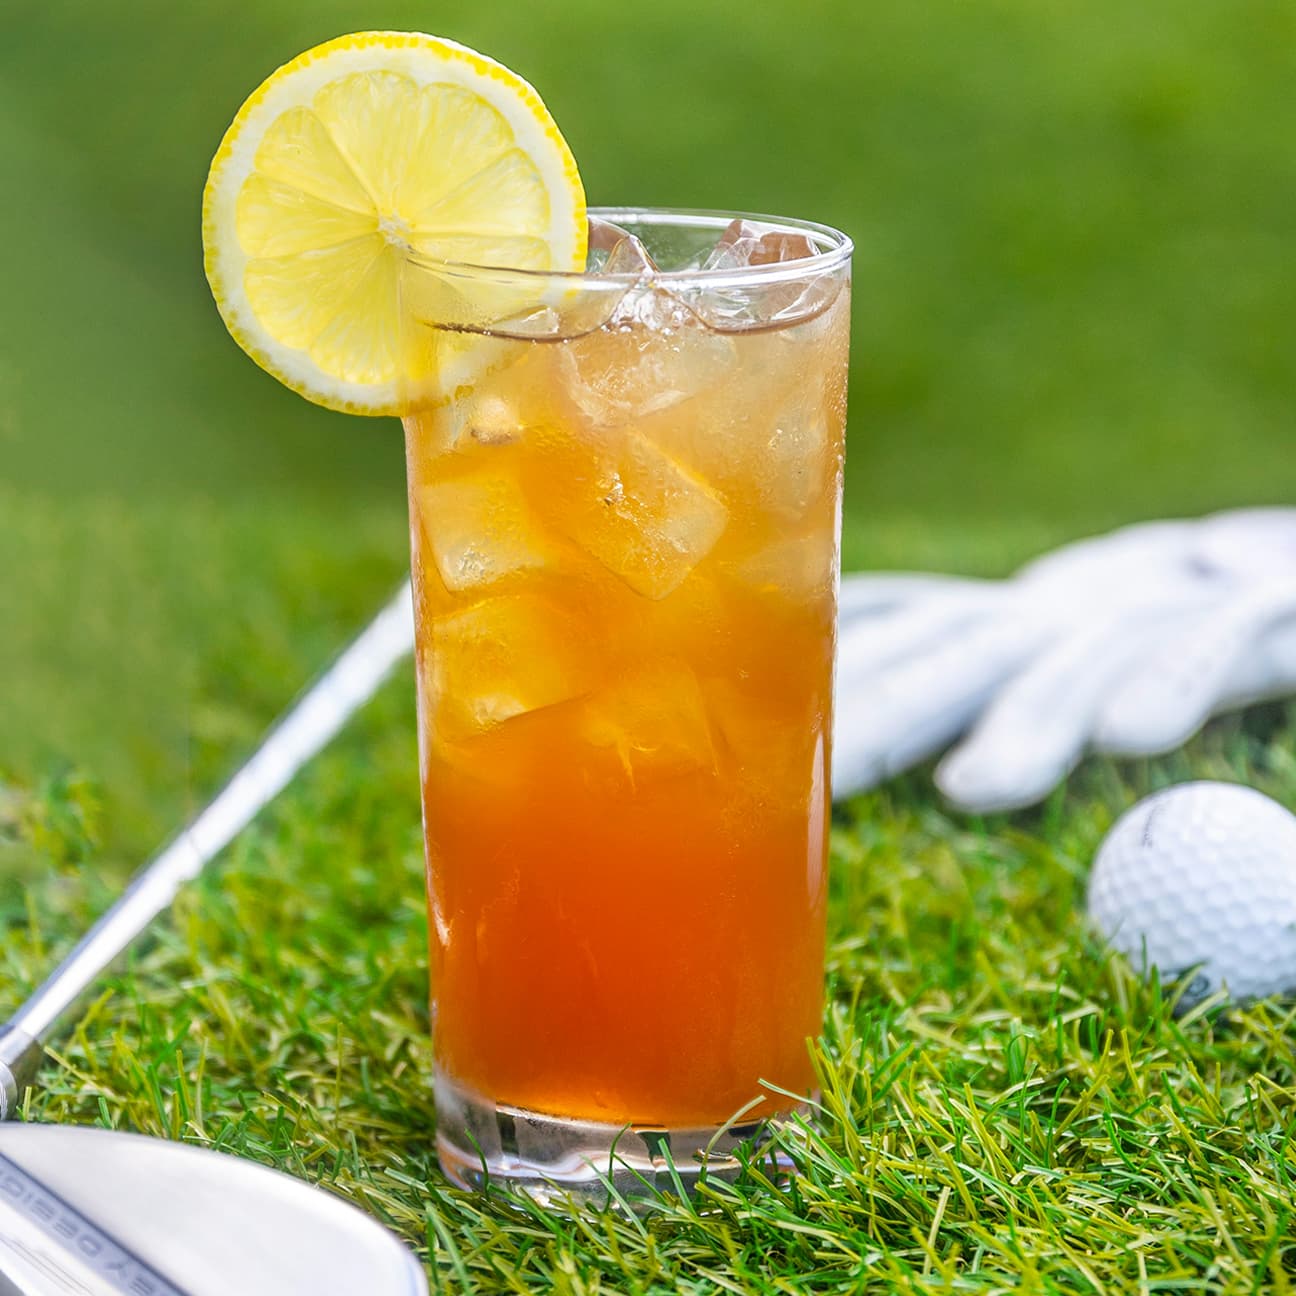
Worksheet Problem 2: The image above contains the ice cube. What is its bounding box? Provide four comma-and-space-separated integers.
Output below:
603, 233, 658, 278
558, 293, 737, 427
416, 473, 551, 591
576, 219, 668, 332
756, 387, 835, 520
682, 218, 843, 332
427, 592, 595, 738
450, 391, 527, 446
704, 218, 819, 270
564, 220, 738, 424
581, 662, 716, 784
639, 373, 837, 524
547, 430, 729, 599
588, 215, 629, 258
416, 344, 558, 459
704, 677, 824, 813
586, 217, 659, 276
405, 365, 534, 464
725, 531, 836, 601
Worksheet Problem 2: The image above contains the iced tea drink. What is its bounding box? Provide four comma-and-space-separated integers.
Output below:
401, 210, 850, 1196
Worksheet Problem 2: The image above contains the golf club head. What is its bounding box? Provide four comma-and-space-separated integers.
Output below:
0, 1124, 428, 1296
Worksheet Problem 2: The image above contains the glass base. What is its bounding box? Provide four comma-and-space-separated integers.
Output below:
434, 1069, 801, 1205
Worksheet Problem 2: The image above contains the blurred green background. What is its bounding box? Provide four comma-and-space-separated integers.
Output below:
3, 0, 1294, 853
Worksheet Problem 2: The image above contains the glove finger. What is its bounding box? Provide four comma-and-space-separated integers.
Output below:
836, 589, 1008, 688
1216, 608, 1296, 708
1094, 583, 1296, 756
832, 610, 1051, 798
1018, 519, 1199, 597
935, 610, 1183, 813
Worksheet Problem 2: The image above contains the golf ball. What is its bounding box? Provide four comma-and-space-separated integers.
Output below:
1087, 781, 1296, 1012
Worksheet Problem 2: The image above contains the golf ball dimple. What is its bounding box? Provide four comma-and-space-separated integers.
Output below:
1086, 781, 1296, 1011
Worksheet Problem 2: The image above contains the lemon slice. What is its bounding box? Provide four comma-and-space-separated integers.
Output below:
202, 31, 587, 415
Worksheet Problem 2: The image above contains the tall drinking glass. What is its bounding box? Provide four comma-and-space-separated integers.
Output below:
399, 209, 851, 1200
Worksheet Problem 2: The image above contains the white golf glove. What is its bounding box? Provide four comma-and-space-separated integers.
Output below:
833, 509, 1296, 813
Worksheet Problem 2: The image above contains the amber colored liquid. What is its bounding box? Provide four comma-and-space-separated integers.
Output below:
404, 289, 848, 1128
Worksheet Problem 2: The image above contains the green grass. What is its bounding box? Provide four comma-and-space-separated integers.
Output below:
5, 0, 1296, 1289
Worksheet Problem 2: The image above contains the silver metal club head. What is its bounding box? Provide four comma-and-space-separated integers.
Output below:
0, 1124, 427, 1295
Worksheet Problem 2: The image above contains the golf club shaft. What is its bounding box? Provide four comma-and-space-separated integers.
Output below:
0, 582, 415, 1114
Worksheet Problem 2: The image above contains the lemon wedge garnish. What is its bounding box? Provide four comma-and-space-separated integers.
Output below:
202, 31, 587, 414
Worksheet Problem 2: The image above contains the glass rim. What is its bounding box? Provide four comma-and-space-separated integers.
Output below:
404, 206, 853, 292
